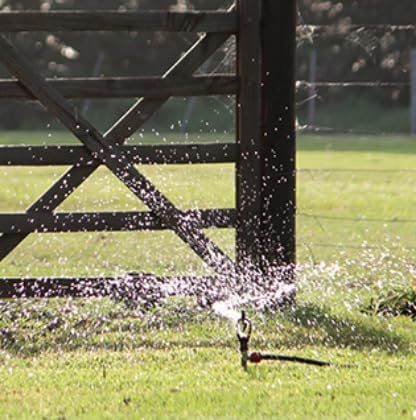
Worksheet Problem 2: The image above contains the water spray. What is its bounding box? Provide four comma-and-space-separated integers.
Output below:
236, 311, 339, 370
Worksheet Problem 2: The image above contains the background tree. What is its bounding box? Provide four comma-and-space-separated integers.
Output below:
0, 0, 415, 131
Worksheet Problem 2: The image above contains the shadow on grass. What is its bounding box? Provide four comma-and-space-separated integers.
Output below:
0, 300, 413, 357
263, 303, 413, 354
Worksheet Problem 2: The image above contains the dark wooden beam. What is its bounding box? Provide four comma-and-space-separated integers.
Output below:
260, 0, 297, 271
236, 0, 263, 268
0, 209, 236, 234
0, 75, 237, 99
0, 10, 237, 33
236, 0, 296, 275
0, 277, 113, 299
0, 143, 237, 166
0, 20, 233, 262
0, 275, 218, 299
0, 35, 236, 275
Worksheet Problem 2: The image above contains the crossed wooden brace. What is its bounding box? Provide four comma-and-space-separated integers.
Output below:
0, 28, 236, 275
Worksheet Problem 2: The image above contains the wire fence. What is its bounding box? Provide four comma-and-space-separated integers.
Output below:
298, 213, 416, 224
297, 81, 411, 88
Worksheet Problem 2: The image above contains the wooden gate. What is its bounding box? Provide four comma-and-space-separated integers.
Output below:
0, 0, 296, 298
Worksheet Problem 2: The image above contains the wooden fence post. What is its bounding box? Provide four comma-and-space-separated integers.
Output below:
236, 0, 297, 277
236, 0, 263, 268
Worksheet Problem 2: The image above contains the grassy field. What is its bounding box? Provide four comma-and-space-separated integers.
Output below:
1, 132, 415, 276
0, 132, 415, 419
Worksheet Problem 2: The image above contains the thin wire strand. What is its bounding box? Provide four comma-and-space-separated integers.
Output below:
298, 242, 416, 251
297, 80, 411, 88
298, 168, 416, 173
298, 212, 416, 224
297, 124, 408, 136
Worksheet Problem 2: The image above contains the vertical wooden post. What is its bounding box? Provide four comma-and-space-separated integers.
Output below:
410, 49, 416, 136
236, 0, 263, 268
261, 0, 297, 272
236, 0, 297, 276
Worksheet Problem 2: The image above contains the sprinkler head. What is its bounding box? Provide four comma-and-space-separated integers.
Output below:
236, 310, 252, 371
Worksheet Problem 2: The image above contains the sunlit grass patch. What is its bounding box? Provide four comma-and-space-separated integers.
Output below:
0, 133, 416, 418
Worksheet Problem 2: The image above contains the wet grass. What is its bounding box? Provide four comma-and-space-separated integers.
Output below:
0, 298, 415, 419
0, 132, 416, 418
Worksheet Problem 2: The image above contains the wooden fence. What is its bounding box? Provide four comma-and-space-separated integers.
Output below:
0, 0, 296, 298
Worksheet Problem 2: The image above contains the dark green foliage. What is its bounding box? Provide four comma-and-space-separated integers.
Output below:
0, 0, 414, 131
297, 1, 416, 110
297, 95, 410, 132
363, 287, 416, 320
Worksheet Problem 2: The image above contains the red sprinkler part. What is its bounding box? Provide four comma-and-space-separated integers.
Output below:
249, 352, 262, 364
237, 312, 347, 369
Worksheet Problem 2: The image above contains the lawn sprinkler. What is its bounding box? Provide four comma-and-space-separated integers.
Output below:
236, 310, 252, 370
236, 311, 334, 371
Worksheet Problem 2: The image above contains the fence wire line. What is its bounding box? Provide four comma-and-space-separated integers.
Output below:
246, 169, 416, 175
297, 24, 416, 40
297, 124, 413, 136
295, 16, 416, 255
298, 242, 416, 251
296, 80, 411, 88
298, 212, 416, 224
298, 168, 416, 173
301, 24, 416, 31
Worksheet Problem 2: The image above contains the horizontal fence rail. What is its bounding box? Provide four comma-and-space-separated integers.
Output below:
0, 275, 219, 299
0, 209, 236, 234
0, 75, 238, 99
0, 4, 238, 276
0, 10, 237, 33
0, 0, 299, 294
0, 143, 237, 166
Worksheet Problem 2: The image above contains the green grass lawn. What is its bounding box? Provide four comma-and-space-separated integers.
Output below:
1, 132, 415, 276
0, 132, 415, 419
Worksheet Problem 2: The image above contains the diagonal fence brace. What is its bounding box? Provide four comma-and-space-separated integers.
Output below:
0, 35, 235, 275
0, 8, 234, 262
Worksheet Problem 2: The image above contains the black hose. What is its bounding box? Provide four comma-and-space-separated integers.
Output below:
258, 353, 332, 367
236, 312, 352, 370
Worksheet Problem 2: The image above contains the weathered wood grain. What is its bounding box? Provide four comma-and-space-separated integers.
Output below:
0, 10, 237, 33
0, 75, 237, 99
261, 0, 297, 270
0, 35, 236, 275
0, 276, 219, 298
0, 143, 237, 166
236, 0, 263, 268
0, 209, 236, 234
0, 14, 233, 261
